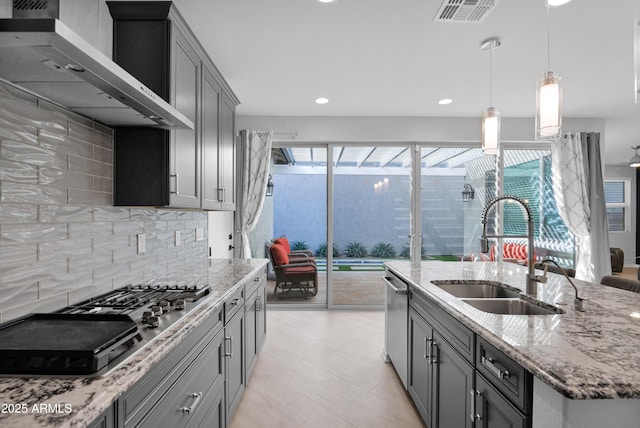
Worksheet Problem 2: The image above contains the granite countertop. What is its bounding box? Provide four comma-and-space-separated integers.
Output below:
385, 260, 640, 400
0, 258, 268, 428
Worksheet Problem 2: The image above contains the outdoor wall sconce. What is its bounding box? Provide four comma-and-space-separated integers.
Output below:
629, 146, 640, 168
462, 184, 475, 202
266, 174, 274, 196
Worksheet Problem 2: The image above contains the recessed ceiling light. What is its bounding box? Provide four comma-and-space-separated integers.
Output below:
315, 97, 329, 104
318, 0, 336, 3
546, 0, 571, 6
438, 98, 453, 105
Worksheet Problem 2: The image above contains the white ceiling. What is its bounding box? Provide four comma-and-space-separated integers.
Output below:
172, 0, 640, 163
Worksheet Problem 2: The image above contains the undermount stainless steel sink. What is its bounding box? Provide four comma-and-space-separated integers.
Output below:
431, 281, 521, 299
462, 298, 565, 315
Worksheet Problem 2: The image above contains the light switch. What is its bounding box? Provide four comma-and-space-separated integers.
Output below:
175, 230, 181, 246
195, 228, 204, 241
137, 233, 146, 254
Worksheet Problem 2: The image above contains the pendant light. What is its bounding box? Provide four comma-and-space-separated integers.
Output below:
481, 38, 501, 155
536, 3, 562, 140
629, 146, 640, 168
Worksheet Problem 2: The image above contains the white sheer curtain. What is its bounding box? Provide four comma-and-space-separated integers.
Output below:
237, 130, 273, 258
551, 132, 611, 282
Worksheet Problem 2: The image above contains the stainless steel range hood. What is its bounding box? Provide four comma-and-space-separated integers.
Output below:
0, 19, 193, 129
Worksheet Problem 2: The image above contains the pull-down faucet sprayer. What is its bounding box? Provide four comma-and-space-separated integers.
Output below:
480, 195, 545, 296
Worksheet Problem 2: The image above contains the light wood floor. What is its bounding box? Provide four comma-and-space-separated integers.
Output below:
229, 310, 424, 428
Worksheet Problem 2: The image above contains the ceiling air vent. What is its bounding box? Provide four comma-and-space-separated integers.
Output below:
433, 0, 500, 23
13, 0, 59, 19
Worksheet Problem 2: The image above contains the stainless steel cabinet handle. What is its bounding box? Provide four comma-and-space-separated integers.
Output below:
429, 342, 438, 365
230, 298, 240, 306
469, 389, 482, 422
425, 337, 433, 361
170, 174, 178, 193
382, 276, 408, 295
482, 356, 510, 379
224, 336, 233, 357
181, 392, 203, 414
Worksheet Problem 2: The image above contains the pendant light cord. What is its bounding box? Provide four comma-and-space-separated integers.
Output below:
489, 45, 493, 107
547, 4, 551, 70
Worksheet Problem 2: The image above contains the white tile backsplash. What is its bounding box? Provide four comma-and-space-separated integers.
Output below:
0, 80, 209, 322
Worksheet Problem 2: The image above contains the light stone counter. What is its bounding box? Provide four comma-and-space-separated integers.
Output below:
386, 260, 640, 428
0, 258, 268, 428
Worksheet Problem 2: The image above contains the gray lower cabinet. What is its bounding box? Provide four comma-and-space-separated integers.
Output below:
408, 307, 435, 424
407, 285, 532, 428
118, 306, 225, 427
245, 274, 267, 380
225, 307, 245, 421
473, 374, 528, 428
86, 404, 116, 428
409, 307, 474, 428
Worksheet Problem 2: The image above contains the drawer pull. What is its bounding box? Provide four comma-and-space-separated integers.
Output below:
482, 356, 510, 380
181, 392, 203, 414
224, 336, 233, 357
382, 276, 408, 295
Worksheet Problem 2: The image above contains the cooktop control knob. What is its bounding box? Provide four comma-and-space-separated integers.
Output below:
159, 301, 170, 313
151, 305, 162, 316
142, 310, 153, 322
174, 299, 186, 310
146, 315, 159, 328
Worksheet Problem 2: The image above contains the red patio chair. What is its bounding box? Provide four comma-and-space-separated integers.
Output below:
268, 242, 318, 299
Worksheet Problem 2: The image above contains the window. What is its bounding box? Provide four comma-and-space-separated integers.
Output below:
604, 180, 630, 232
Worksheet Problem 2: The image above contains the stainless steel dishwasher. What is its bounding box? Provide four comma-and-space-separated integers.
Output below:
383, 270, 409, 389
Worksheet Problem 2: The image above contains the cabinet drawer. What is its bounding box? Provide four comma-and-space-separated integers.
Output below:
121, 306, 222, 426
224, 286, 244, 324
136, 328, 225, 428
245, 271, 266, 297
476, 337, 532, 414
410, 288, 475, 363
475, 373, 530, 428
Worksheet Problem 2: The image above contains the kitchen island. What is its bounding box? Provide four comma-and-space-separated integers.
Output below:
386, 260, 640, 428
0, 258, 267, 428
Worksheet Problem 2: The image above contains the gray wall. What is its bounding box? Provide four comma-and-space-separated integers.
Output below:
270, 173, 464, 257
0, 81, 208, 323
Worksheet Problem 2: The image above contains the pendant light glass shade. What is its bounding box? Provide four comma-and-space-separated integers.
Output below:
482, 107, 500, 155
535, 71, 562, 140
480, 37, 500, 155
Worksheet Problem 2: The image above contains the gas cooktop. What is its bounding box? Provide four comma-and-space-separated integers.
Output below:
0, 284, 212, 376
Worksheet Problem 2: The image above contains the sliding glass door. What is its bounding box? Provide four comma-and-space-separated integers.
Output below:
261, 142, 574, 308
330, 146, 411, 307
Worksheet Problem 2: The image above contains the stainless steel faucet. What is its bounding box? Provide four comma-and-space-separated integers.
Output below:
538, 259, 584, 311
480, 195, 545, 296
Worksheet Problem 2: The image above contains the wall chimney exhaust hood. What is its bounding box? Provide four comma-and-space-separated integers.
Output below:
0, 19, 193, 129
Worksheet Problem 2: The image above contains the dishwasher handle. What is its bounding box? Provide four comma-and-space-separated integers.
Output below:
382, 276, 408, 295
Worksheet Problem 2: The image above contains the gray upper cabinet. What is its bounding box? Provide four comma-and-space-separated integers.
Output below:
171, 24, 201, 207
219, 93, 236, 210
202, 68, 221, 209
108, 1, 239, 210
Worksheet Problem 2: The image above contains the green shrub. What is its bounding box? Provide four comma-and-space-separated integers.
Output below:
400, 244, 426, 259
290, 240, 309, 251
316, 242, 340, 257
371, 242, 396, 258
344, 241, 368, 258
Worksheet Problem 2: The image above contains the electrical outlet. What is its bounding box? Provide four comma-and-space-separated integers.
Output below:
137, 233, 146, 254
195, 228, 204, 242
175, 230, 181, 246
